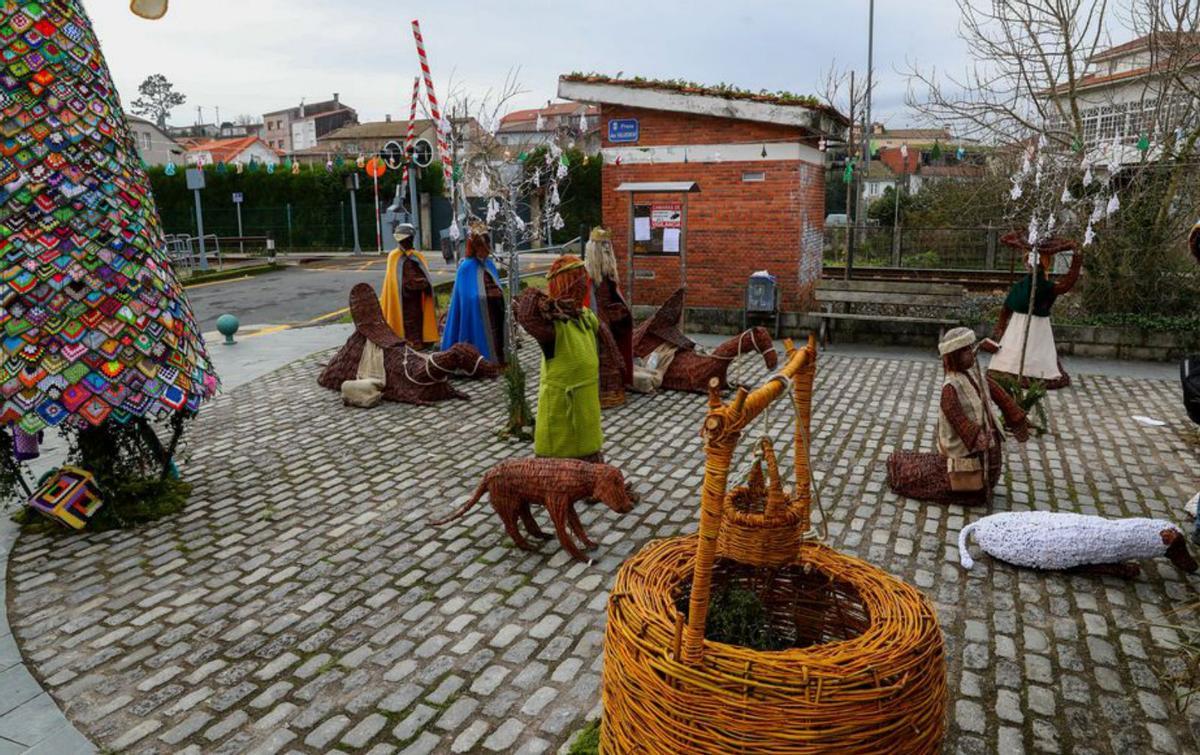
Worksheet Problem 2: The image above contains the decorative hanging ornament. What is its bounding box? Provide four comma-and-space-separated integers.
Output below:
1082, 164, 1094, 186
1090, 196, 1105, 223
1106, 192, 1120, 217
899, 143, 909, 160
535, 113, 545, 132
164, 161, 176, 176
956, 146, 966, 161
291, 161, 301, 175
248, 159, 259, 173
556, 159, 568, 180
235, 161, 244, 174
216, 161, 227, 175
818, 138, 827, 152
335, 156, 344, 168
1136, 134, 1150, 153
579, 113, 588, 132
266, 162, 275, 174
325, 160, 334, 173
1071, 136, 1083, 153
486, 198, 500, 224
1060, 184, 1072, 204
1009, 176, 1023, 201
1083, 221, 1096, 247
448, 219, 461, 242
549, 183, 561, 208
843, 158, 854, 184
1027, 216, 1040, 248
517, 152, 528, 163
551, 211, 565, 231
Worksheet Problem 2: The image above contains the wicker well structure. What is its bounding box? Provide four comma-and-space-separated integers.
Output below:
602, 336, 947, 753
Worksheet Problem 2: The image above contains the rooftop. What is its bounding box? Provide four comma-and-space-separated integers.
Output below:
186, 135, 276, 162
320, 119, 435, 141
558, 73, 848, 134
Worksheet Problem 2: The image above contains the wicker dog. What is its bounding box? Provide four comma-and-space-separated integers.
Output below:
431, 458, 638, 561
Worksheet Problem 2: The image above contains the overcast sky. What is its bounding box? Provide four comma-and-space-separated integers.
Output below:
89, 1, 969, 129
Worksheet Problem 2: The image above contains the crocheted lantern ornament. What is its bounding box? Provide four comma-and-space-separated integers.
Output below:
0, 1, 218, 436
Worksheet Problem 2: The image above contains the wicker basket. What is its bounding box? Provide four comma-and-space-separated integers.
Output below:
601, 335, 947, 754
717, 439, 804, 567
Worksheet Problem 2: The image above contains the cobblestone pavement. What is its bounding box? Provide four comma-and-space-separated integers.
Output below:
7, 346, 1200, 754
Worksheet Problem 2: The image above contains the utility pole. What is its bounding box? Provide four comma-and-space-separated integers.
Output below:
844, 70, 855, 281
853, 0, 875, 280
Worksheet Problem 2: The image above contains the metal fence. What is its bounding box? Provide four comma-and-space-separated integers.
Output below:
823, 226, 1026, 271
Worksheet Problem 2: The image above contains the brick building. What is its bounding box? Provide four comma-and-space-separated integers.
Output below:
558, 75, 846, 314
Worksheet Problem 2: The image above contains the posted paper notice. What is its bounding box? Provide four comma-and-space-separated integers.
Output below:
663, 228, 681, 252
634, 217, 651, 241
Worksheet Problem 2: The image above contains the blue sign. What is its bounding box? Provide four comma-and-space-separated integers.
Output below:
608, 118, 639, 144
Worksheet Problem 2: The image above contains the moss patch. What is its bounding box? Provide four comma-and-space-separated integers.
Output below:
567, 719, 600, 755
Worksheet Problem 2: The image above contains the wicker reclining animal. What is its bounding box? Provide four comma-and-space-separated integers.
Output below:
959, 511, 1198, 578
430, 458, 638, 561
317, 283, 499, 406
633, 288, 778, 393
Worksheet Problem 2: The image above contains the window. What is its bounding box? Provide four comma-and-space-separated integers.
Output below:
742, 171, 765, 182
140, 132, 152, 151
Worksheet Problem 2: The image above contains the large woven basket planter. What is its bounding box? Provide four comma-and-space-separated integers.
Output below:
603, 536, 946, 753
600, 337, 947, 753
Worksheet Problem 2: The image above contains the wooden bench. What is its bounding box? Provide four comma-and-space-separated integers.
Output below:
811, 279, 967, 345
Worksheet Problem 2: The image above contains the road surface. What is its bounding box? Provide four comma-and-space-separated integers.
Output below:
184, 254, 553, 333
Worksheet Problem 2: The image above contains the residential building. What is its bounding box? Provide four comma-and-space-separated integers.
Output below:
288, 116, 482, 166
217, 121, 263, 139
558, 74, 847, 313
497, 102, 601, 153
127, 115, 184, 166
262, 95, 358, 154
167, 123, 220, 140
185, 136, 281, 167
1045, 33, 1200, 162
862, 161, 897, 203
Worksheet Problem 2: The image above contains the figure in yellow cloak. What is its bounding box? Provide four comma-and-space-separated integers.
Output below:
380, 224, 439, 347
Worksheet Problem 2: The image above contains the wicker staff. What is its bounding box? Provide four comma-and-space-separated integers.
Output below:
683, 335, 816, 663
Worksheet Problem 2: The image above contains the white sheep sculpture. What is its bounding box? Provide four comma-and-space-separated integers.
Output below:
958, 511, 1197, 578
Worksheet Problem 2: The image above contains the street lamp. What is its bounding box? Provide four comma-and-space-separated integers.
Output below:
345, 172, 362, 255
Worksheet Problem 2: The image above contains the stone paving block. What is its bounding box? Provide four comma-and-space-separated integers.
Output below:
5, 350, 1199, 754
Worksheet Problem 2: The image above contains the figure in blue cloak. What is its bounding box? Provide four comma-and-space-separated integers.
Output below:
441, 225, 507, 364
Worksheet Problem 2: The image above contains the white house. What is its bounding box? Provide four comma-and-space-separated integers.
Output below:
185, 136, 281, 167
127, 115, 184, 166
1046, 33, 1200, 163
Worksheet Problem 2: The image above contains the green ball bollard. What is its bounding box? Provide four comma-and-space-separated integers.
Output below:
216, 314, 239, 345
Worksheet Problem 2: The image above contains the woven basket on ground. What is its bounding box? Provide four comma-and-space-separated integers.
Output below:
602, 335, 947, 754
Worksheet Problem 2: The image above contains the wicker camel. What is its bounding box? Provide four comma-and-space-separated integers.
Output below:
633, 288, 778, 393
317, 283, 499, 405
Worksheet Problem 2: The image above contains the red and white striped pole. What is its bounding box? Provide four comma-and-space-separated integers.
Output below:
400, 76, 420, 186
411, 19, 452, 186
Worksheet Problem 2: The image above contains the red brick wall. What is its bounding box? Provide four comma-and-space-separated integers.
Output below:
599, 106, 826, 311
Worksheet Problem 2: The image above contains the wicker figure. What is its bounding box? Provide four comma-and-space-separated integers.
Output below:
441, 223, 506, 364
318, 284, 498, 406
633, 288, 778, 393
981, 233, 1082, 390
1190, 220, 1200, 266
602, 336, 947, 753
380, 224, 438, 348
430, 457, 638, 561
586, 228, 634, 408
515, 261, 620, 461
888, 327, 1030, 505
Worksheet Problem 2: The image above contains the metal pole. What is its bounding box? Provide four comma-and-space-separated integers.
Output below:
235, 200, 244, 254
286, 203, 293, 251
680, 192, 689, 333
579, 223, 589, 259
193, 188, 209, 271
340, 200, 346, 249
408, 167, 422, 250
855, 1, 875, 277
373, 171, 382, 254
349, 189, 362, 254
844, 71, 855, 280
626, 192, 635, 309
891, 170, 901, 266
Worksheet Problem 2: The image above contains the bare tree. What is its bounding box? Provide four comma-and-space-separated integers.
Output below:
906, 0, 1200, 313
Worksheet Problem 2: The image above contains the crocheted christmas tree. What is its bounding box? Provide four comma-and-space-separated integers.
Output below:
0, 0, 217, 435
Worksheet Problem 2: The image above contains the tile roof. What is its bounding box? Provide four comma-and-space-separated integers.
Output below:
919, 164, 985, 178
186, 135, 270, 162
1088, 32, 1200, 63
321, 120, 435, 141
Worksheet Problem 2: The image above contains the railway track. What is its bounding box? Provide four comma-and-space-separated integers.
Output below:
821, 266, 1020, 292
